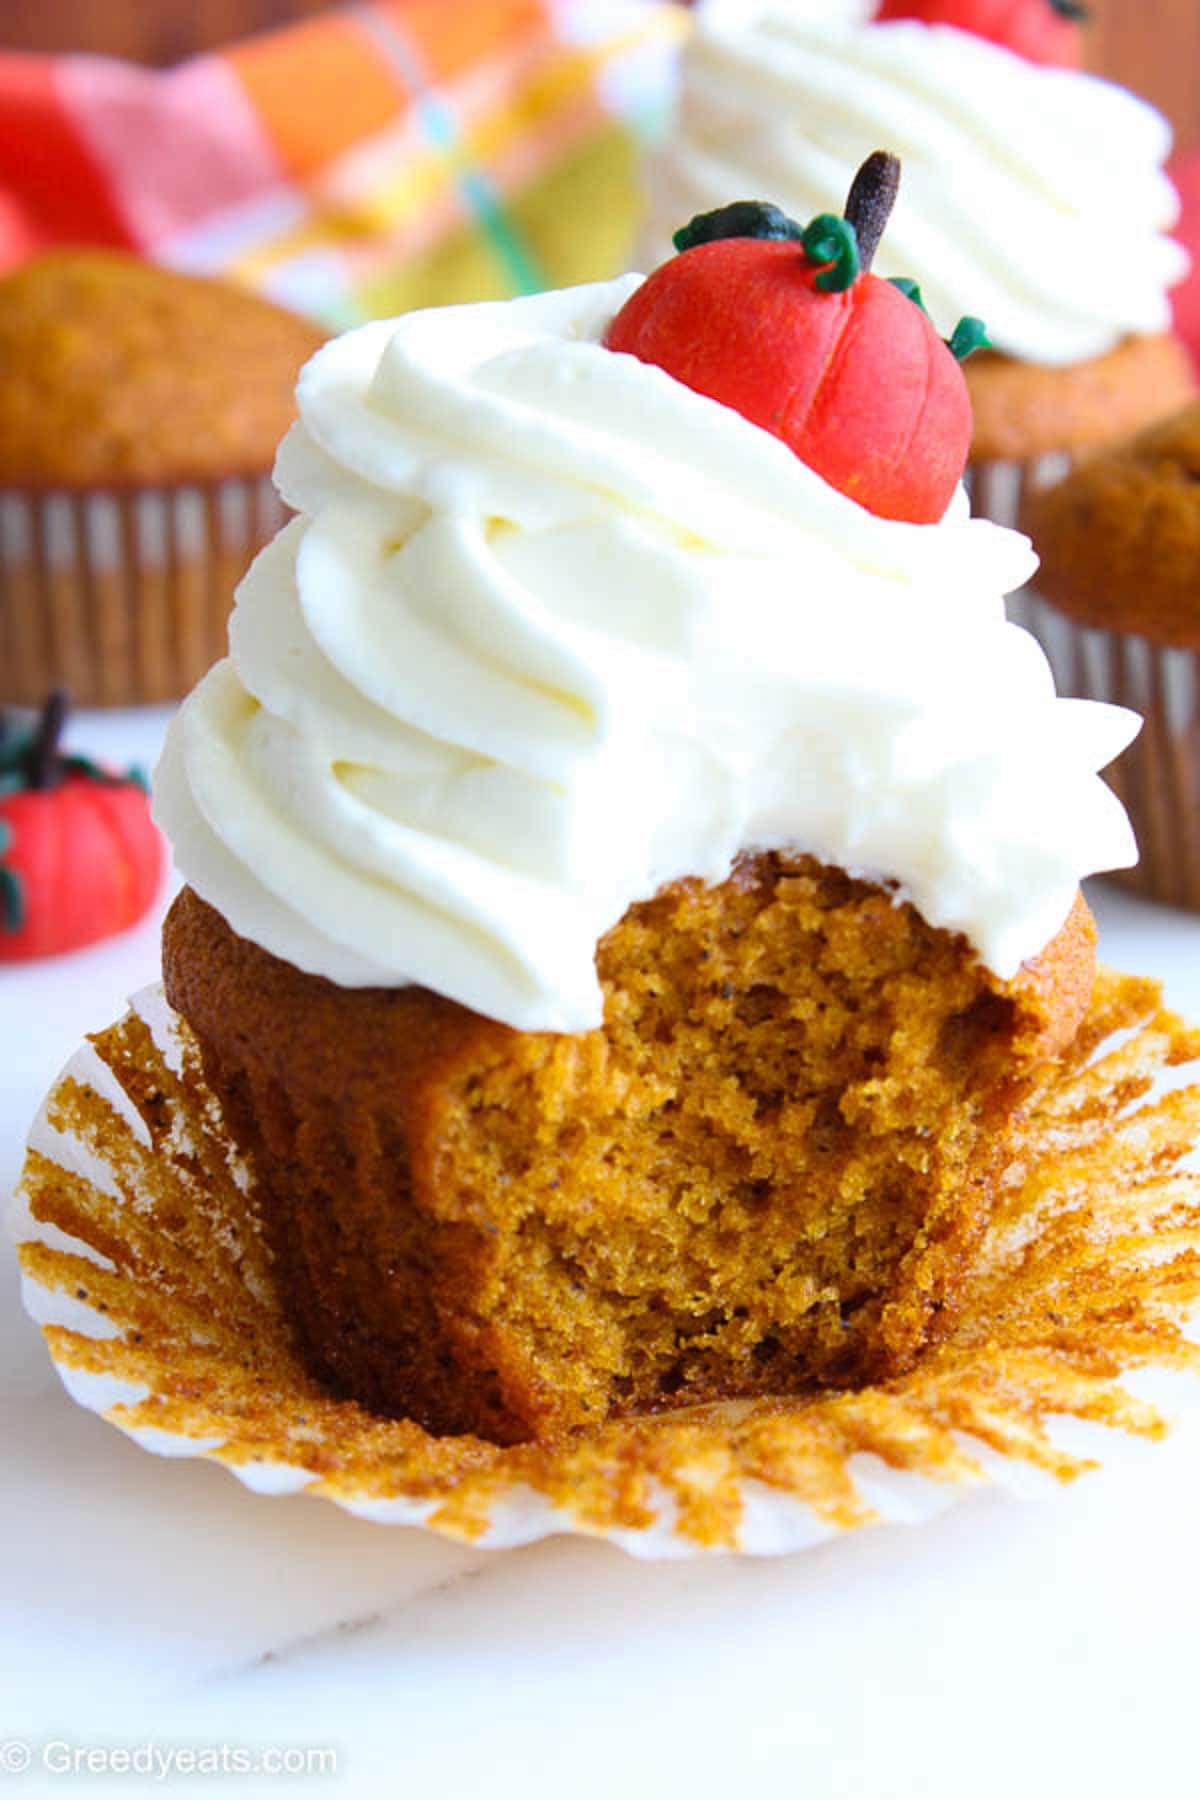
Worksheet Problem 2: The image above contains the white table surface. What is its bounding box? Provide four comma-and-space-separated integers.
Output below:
4, 705, 1200, 1799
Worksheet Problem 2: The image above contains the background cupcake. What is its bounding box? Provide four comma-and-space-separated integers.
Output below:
1020, 400, 1200, 911
641, 0, 1193, 527
0, 251, 323, 708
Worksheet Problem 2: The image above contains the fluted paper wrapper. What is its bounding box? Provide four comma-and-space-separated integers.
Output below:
0, 478, 286, 708
1009, 590, 1200, 913
966, 452, 1077, 533
969, 454, 1200, 911
11, 977, 1200, 1558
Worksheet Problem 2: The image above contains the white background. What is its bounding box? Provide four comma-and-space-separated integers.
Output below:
3, 705, 1200, 1798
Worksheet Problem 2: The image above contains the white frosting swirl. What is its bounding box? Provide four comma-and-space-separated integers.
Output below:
154, 278, 1139, 1032
643, 5, 1187, 366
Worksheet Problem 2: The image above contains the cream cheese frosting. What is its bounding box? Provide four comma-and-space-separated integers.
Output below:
643, 5, 1187, 367
154, 277, 1139, 1033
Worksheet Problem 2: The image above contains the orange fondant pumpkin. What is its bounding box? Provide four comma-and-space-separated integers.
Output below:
605, 157, 985, 525
0, 692, 163, 961
875, 0, 1086, 68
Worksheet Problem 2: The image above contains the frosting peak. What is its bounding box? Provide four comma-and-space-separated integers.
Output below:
154, 279, 1139, 1032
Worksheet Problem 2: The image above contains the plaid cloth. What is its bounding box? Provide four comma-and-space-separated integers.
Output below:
0, 0, 684, 328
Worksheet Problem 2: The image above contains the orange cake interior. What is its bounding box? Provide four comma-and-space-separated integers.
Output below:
163, 854, 1095, 1446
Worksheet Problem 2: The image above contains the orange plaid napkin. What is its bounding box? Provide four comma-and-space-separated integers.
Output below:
0, 0, 683, 326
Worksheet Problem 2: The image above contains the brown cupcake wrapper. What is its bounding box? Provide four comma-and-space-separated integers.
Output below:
967, 455, 1200, 910
966, 452, 1076, 532
0, 478, 287, 709
1011, 589, 1200, 912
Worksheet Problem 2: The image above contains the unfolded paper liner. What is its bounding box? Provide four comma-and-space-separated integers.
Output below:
0, 479, 287, 709
11, 974, 1200, 1559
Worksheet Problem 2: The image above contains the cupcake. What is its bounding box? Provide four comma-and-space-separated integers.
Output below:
1021, 401, 1200, 911
641, 0, 1194, 528
152, 158, 1139, 1446
0, 252, 325, 709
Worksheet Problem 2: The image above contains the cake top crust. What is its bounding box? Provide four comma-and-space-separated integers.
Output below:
0, 251, 324, 488
1022, 399, 1200, 646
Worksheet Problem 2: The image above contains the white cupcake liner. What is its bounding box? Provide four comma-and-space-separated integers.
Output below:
0, 478, 286, 708
10, 976, 1200, 1558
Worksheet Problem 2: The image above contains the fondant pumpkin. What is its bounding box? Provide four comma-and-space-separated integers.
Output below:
874, 0, 1087, 68
0, 691, 163, 961
605, 154, 986, 524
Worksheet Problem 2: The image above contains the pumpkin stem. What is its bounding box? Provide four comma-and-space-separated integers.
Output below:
843, 151, 901, 274
29, 688, 69, 792
1049, 1, 1088, 18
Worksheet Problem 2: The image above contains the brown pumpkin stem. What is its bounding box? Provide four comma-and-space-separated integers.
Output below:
843, 152, 901, 274
29, 689, 69, 792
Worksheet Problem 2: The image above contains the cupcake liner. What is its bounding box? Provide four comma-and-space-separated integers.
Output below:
11, 974, 1200, 1559
1014, 592, 1200, 911
965, 452, 1075, 533
973, 452, 1200, 910
0, 478, 286, 708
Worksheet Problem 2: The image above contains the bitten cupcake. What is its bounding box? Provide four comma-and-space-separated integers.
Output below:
153, 159, 1139, 1446
642, 0, 1193, 527
0, 252, 324, 708
1021, 401, 1200, 911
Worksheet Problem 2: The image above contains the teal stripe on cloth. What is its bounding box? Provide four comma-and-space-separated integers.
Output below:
354, 3, 549, 297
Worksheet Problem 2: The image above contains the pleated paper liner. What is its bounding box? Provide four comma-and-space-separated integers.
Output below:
972, 454, 1200, 914
1008, 589, 1200, 915
12, 975, 1200, 1558
966, 452, 1076, 534
0, 477, 287, 709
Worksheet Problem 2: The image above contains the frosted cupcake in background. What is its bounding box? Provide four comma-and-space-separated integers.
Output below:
642, 0, 1194, 528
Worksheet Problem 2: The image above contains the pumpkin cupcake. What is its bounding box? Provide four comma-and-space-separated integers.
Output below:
641, 0, 1193, 528
153, 159, 1138, 1444
1021, 401, 1200, 911
0, 252, 325, 709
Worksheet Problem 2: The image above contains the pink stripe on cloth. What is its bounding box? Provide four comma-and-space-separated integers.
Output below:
60, 54, 286, 250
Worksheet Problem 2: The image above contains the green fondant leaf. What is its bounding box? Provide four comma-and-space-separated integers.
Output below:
673, 201, 804, 254
0, 721, 35, 778
0, 820, 23, 934
945, 316, 991, 362
0, 868, 23, 934
800, 214, 860, 293
888, 276, 929, 314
